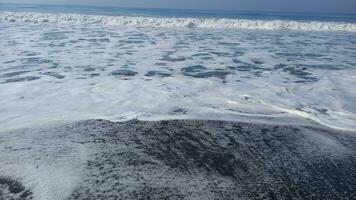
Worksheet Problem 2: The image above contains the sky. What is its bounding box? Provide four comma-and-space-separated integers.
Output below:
1, 0, 356, 13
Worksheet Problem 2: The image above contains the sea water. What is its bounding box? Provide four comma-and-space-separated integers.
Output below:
0, 3, 356, 131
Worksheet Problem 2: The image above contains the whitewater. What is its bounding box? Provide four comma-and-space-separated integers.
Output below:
0, 9, 356, 132
1, 11, 356, 32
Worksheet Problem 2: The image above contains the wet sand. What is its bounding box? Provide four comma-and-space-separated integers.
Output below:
0, 119, 356, 200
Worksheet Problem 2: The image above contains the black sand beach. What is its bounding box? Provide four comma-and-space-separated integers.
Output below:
1, 119, 356, 200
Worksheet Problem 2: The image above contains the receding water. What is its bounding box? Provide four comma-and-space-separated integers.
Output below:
0, 4, 355, 132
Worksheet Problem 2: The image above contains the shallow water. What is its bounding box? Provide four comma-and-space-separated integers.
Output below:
0, 9, 356, 131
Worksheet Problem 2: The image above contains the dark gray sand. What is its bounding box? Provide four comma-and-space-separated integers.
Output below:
1, 119, 356, 200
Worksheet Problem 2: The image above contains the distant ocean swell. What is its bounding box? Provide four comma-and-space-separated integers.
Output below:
1, 11, 356, 32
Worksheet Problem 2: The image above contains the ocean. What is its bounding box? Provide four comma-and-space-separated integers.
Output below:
0, 3, 356, 132
1, 3, 356, 200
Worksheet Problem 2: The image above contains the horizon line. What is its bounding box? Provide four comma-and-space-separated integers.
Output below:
1, 2, 356, 15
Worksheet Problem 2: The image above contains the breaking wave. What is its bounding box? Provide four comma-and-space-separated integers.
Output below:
1, 11, 356, 32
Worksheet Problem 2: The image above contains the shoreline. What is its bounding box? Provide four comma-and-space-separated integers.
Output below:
1, 119, 355, 199
1, 113, 354, 134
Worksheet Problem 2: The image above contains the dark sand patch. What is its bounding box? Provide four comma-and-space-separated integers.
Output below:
0, 176, 33, 200
1, 119, 356, 200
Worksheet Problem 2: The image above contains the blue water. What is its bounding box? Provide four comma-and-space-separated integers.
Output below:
1, 2, 356, 22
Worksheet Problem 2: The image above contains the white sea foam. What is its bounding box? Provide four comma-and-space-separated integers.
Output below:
1, 11, 356, 32
0, 19, 355, 132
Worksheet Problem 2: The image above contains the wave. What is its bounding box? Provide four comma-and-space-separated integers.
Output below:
1, 11, 356, 32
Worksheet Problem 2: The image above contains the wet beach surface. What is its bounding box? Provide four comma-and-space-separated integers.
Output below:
1, 119, 355, 200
